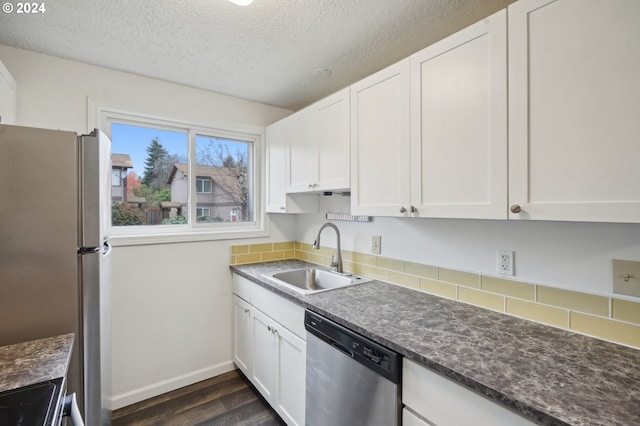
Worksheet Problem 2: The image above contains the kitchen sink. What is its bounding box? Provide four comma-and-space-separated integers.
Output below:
261, 268, 372, 294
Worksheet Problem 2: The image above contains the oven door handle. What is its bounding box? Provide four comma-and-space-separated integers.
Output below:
63, 393, 85, 426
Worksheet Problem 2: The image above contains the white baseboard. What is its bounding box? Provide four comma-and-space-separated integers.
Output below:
109, 360, 236, 410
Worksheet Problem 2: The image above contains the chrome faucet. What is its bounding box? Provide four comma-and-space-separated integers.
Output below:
313, 223, 343, 273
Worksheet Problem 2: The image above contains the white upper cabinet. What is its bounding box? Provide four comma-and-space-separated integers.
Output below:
508, 0, 640, 222
351, 59, 411, 217
0, 59, 17, 125
287, 106, 316, 192
287, 88, 350, 193
265, 119, 318, 213
410, 10, 507, 219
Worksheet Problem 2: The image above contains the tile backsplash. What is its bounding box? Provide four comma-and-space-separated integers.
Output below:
230, 241, 640, 349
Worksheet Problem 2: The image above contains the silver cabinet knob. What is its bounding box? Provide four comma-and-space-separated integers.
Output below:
410, 206, 417, 213
510, 204, 522, 214
280, 206, 286, 212
399, 207, 407, 214
267, 326, 272, 332
244, 308, 249, 313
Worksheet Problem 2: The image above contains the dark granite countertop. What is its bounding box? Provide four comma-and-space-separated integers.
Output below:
231, 260, 640, 426
0, 333, 74, 393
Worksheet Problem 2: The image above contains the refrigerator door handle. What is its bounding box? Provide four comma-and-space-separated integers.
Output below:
77, 246, 100, 255
102, 240, 112, 256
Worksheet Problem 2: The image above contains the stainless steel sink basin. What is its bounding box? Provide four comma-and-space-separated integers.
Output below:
261, 268, 372, 294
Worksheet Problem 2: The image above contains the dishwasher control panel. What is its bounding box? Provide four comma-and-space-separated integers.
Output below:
352, 340, 390, 370
305, 310, 401, 383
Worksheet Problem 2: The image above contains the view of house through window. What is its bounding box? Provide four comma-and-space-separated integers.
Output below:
110, 121, 254, 227
194, 135, 252, 223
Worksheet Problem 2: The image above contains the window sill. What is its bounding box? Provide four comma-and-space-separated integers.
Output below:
109, 224, 270, 246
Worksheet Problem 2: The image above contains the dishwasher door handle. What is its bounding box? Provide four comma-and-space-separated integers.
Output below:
330, 341, 354, 358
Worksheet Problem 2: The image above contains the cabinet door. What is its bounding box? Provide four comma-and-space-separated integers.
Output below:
265, 119, 318, 213
274, 325, 306, 426
252, 309, 277, 403
0, 59, 16, 125
403, 359, 535, 426
351, 59, 411, 216
266, 120, 289, 212
232, 295, 253, 377
410, 10, 507, 219
316, 88, 350, 192
287, 107, 317, 192
508, 0, 640, 222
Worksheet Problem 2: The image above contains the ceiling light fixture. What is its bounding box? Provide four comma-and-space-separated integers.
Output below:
227, 0, 253, 5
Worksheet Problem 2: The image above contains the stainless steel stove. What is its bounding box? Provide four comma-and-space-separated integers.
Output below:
0, 378, 63, 426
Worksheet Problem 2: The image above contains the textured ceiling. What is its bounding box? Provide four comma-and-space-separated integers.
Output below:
0, 0, 513, 110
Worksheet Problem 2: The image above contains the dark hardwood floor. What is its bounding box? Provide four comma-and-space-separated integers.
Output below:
111, 370, 286, 426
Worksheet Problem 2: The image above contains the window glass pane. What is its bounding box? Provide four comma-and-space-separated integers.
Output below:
195, 135, 252, 223
110, 122, 188, 226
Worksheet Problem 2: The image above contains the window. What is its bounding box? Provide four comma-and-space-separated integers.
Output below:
196, 207, 211, 217
111, 169, 121, 186
196, 178, 212, 193
94, 101, 268, 244
110, 122, 188, 227
195, 134, 252, 224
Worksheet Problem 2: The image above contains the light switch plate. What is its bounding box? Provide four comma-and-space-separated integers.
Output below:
612, 259, 640, 297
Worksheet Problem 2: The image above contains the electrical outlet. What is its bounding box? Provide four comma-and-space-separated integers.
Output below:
498, 250, 514, 276
372, 235, 382, 254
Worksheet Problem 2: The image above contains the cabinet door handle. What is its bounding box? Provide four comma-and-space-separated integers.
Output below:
399, 207, 407, 214
267, 326, 272, 332
280, 206, 286, 212
510, 204, 522, 214
410, 206, 417, 214
243, 308, 249, 313
272, 328, 278, 335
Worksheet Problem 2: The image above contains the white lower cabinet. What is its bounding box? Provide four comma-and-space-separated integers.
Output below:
232, 295, 252, 378
403, 359, 535, 426
232, 274, 306, 426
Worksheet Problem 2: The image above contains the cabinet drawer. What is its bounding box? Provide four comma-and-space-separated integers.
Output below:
232, 274, 306, 339
251, 283, 305, 339
403, 359, 534, 426
232, 274, 253, 302
403, 408, 431, 426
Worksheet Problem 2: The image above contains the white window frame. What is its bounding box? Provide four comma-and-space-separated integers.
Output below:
196, 177, 213, 194
196, 207, 211, 217
111, 169, 122, 187
90, 98, 269, 246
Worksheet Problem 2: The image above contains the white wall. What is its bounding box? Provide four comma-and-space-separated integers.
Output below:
297, 196, 640, 297
0, 44, 297, 409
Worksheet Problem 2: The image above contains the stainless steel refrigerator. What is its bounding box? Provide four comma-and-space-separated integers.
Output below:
0, 124, 112, 425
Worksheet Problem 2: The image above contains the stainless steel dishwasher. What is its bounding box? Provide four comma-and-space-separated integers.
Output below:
305, 310, 402, 426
